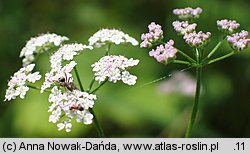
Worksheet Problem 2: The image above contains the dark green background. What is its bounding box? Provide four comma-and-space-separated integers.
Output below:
0, 0, 250, 137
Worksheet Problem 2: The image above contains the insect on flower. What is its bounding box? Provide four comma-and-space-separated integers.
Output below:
58, 73, 77, 91
70, 104, 84, 111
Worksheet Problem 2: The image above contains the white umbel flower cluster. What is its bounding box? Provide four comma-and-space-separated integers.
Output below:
41, 61, 77, 93
50, 43, 92, 70
42, 43, 92, 93
20, 33, 69, 66
4, 64, 41, 101
92, 55, 139, 85
88, 29, 138, 48
48, 86, 96, 132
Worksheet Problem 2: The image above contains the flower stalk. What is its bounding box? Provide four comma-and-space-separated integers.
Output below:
74, 67, 105, 138
185, 66, 202, 138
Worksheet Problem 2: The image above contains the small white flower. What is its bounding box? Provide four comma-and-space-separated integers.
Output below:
121, 71, 137, 85
57, 120, 72, 132
76, 111, 94, 125
27, 72, 42, 83
4, 64, 41, 101
49, 107, 62, 123
92, 55, 139, 85
48, 85, 96, 132
83, 112, 94, 125
20, 33, 69, 66
16, 86, 29, 99
88, 29, 138, 48
41, 61, 77, 93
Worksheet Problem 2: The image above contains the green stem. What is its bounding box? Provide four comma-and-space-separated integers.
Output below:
89, 108, 105, 137
173, 60, 191, 65
177, 49, 196, 63
185, 66, 202, 138
74, 67, 105, 138
88, 77, 96, 92
90, 80, 108, 94
185, 47, 202, 138
28, 85, 50, 93
207, 36, 226, 59
74, 67, 85, 91
105, 43, 111, 55
206, 51, 235, 65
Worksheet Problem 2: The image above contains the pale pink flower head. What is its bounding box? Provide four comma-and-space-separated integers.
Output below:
217, 19, 240, 34
140, 22, 163, 48
172, 21, 197, 35
227, 30, 250, 51
183, 31, 211, 48
173, 7, 202, 20
149, 40, 177, 64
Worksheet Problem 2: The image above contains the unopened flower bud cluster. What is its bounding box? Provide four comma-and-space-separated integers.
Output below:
140, 21, 178, 64
227, 30, 250, 51
140, 22, 164, 48
216, 19, 250, 51
217, 19, 240, 34
184, 31, 211, 48
173, 7, 202, 20
149, 40, 177, 63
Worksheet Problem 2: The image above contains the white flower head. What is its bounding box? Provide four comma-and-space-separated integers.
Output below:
88, 29, 138, 48
50, 43, 92, 71
41, 61, 77, 93
48, 86, 96, 132
57, 120, 72, 132
92, 55, 139, 85
4, 64, 41, 101
20, 33, 69, 66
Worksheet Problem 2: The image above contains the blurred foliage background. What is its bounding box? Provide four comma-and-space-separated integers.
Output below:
0, 0, 250, 138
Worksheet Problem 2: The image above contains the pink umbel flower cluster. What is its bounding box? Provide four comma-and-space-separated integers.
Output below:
183, 31, 211, 48
217, 19, 240, 34
227, 30, 250, 51
172, 21, 197, 35
173, 7, 202, 20
140, 22, 163, 48
149, 40, 177, 63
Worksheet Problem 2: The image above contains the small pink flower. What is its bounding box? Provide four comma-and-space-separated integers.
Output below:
217, 19, 240, 34
173, 7, 202, 20
227, 30, 250, 51
140, 22, 163, 48
183, 31, 211, 48
149, 40, 177, 63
